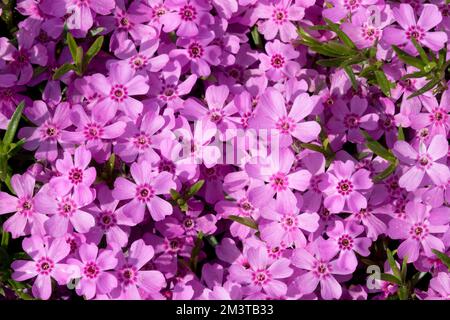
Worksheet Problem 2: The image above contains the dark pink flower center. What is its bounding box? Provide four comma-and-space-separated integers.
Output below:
344, 114, 360, 128
136, 184, 155, 202
83, 261, 100, 279
337, 179, 353, 195
110, 85, 128, 102
406, 26, 425, 41
270, 54, 285, 68
252, 270, 270, 285
409, 222, 429, 240
119, 266, 137, 286
179, 5, 197, 21
133, 134, 150, 149
270, 172, 289, 192
68, 168, 83, 184
338, 234, 354, 250
272, 8, 287, 24
58, 197, 77, 217
188, 42, 203, 58
276, 116, 295, 133
344, 0, 361, 11
36, 257, 54, 275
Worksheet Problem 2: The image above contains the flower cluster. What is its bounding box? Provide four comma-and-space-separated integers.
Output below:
0, 0, 449, 300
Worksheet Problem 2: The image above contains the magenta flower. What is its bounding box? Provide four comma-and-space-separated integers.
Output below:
86, 184, 132, 248
259, 197, 320, 248
292, 237, 352, 300
256, 0, 305, 42
251, 88, 321, 147
326, 220, 372, 272
170, 30, 221, 77
388, 201, 447, 263
0, 30, 47, 85
245, 148, 312, 207
383, 4, 448, 52
0, 173, 47, 238
323, 0, 378, 23
18, 101, 73, 162
49, 145, 96, 204
112, 160, 176, 223
67, 243, 118, 300
63, 105, 126, 163
229, 245, 293, 298
159, 0, 213, 37
327, 96, 379, 143
259, 39, 300, 81
110, 240, 166, 300
92, 62, 149, 120
320, 160, 373, 213
393, 134, 450, 191
12, 236, 80, 300
34, 187, 95, 237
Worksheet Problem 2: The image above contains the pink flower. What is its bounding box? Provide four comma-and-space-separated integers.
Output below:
292, 237, 352, 300
18, 101, 73, 162
0, 173, 47, 238
110, 240, 166, 300
49, 145, 96, 204
326, 220, 372, 272
256, 0, 305, 43
383, 4, 448, 52
320, 160, 373, 213
67, 243, 118, 300
393, 134, 450, 191
112, 160, 176, 223
92, 62, 149, 120
260, 196, 320, 247
259, 39, 300, 81
12, 236, 80, 300
229, 245, 293, 298
388, 202, 448, 262
251, 89, 321, 147
159, 0, 213, 37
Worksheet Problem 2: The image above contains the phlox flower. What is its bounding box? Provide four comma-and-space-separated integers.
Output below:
110, 240, 166, 300
12, 236, 80, 300
92, 62, 149, 120
229, 245, 293, 298
383, 4, 448, 52
292, 237, 353, 300
388, 201, 448, 262
259, 39, 300, 81
67, 243, 118, 300
393, 134, 450, 191
320, 160, 373, 213
0, 173, 47, 238
112, 160, 176, 223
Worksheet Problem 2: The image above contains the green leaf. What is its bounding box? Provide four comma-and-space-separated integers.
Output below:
300, 143, 327, 155
66, 32, 79, 63
297, 28, 322, 46
7, 139, 25, 157
407, 78, 440, 99
398, 126, 405, 141
374, 70, 392, 97
228, 215, 258, 230
373, 160, 398, 182
432, 249, 450, 270
322, 41, 355, 56
361, 130, 396, 162
90, 27, 105, 37
1, 230, 10, 248
83, 36, 104, 69
189, 231, 204, 272
52, 63, 76, 80
386, 248, 402, 280
380, 273, 402, 286
343, 66, 358, 90
400, 71, 429, 80
251, 26, 263, 49
323, 18, 357, 49
3, 100, 25, 146
186, 180, 205, 199
170, 189, 181, 201
206, 235, 218, 247
411, 37, 429, 64
398, 286, 409, 300
400, 255, 408, 283
316, 57, 350, 67
75, 47, 83, 69
392, 46, 426, 70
